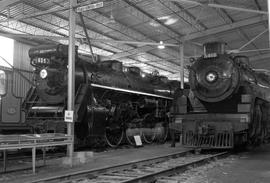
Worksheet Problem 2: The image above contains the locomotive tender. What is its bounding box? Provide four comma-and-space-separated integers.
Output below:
173, 42, 270, 149
24, 44, 179, 147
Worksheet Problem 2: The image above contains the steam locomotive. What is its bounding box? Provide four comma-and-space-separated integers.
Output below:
173, 42, 270, 149
23, 44, 179, 147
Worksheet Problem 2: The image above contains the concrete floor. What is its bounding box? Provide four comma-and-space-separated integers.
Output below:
175, 144, 270, 183
3, 143, 270, 183
0, 143, 190, 183
206, 144, 270, 183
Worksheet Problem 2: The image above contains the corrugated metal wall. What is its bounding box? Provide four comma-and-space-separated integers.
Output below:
12, 41, 34, 98
12, 70, 33, 98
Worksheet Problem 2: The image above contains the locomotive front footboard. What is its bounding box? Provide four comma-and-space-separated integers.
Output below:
175, 113, 250, 149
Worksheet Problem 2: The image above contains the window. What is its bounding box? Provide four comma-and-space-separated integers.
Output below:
0, 36, 14, 68
0, 70, 6, 95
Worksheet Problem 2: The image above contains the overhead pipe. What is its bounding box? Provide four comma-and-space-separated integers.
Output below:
228, 48, 270, 54
171, 0, 268, 14
208, 3, 268, 14
0, 32, 180, 47
238, 29, 268, 51
78, 13, 96, 63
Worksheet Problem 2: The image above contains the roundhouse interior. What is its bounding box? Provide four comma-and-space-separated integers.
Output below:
1, 0, 270, 182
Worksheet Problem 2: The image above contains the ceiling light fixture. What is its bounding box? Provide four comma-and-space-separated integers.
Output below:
158, 41, 165, 49
108, 12, 116, 24
107, 0, 116, 24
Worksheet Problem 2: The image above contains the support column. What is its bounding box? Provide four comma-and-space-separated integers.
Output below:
67, 0, 76, 165
3, 150, 7, 172
179, 43, 184, 89
268, 0, 270, 47
32, 145, 36, 174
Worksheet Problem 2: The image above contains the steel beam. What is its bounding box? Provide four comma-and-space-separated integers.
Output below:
183, 15, 268, 41
122, 0, 182, 39
250, 52, 270, 62
0, 1, 104, 23
252, 59, 270, 67
211, 2, 263, 55
208, 3, 268, 15
21, 1, 180, 72
171, 0, 268, 14
0, 0, 20, 12
254, 0, 262, 10
159, 0, 206, 32
238, 29, 268, 51
0, 10, 178, 75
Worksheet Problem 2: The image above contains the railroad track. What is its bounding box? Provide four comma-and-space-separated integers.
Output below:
31, 150, 229, 183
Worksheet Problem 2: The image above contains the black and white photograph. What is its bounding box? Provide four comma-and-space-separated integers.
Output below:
0, 0, 269, 182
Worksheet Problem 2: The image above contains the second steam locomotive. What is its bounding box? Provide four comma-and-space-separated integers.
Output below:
23, 44, 179, 147
173, 42, 270, 149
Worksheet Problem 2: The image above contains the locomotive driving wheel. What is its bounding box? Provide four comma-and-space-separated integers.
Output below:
154, 118, 169, 143
105, 124, 124, 148
141, 114, 156, 144
125, 119, 142, 146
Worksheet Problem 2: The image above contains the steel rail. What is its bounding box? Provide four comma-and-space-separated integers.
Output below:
29, 150, 229, 183
121, 151, 228, 183
30, 149, 194, 183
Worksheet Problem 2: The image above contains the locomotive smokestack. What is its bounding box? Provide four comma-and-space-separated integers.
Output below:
203, 42, 226, 58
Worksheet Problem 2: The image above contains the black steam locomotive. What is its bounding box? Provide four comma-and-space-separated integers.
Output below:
23, 44, 179, 147
173, 42, 270, 149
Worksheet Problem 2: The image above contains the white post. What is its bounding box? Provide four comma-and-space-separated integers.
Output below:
268, 0, 270, 47
179, 44, 184, 89
179, 43, 184, 146
67, 0, 76, 166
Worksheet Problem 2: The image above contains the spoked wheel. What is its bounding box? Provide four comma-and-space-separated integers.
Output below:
126, 127, 142, 146
154, 121, 169, 143
142, 127, 156, 144
141, 114, 156, 144
105, 126, 124, 148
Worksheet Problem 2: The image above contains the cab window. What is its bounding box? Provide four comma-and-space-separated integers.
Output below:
0, 70, 6, 95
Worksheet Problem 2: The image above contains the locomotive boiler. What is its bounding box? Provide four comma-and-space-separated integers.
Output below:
23, 44, 179, 147
173, 42, 270, 148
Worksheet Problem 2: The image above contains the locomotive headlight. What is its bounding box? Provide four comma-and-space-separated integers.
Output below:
40, 69, 48, 79
206, 72, 217, 83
